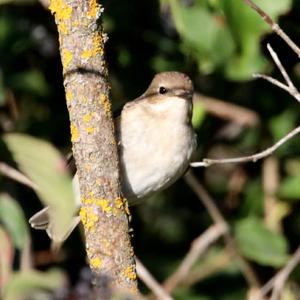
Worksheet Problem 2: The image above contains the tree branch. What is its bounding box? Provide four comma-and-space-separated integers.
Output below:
194, 93, 260, 127
252, 245, 300, 300
49, 0, 137, 296
242, 0, 300, 58
136, 258, 173, 300
191, 125, 300, 168
163, 223, 227, 293
184, 171, 261, 288
0, 162, 38, 191
254, 44, 300, 102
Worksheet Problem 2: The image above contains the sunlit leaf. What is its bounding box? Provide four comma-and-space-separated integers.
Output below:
0, 194, 28, 249
278, 175, 300, 200
10, 70, 49, 97
4, 134, 76, 242
221, 0, 292, 80
234, 217, 288, 267
192, 101, 205, 129
3, 269, 65, 300
268, 109, 297, 157
0, 226, 14, 294
168, 0, 235, 74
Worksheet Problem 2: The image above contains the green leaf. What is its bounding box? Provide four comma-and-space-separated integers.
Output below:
269, 110, 297, 142
234, 217, 288, 267
3, 134, 76, 242
240, 180, 263, 217
221, 0, 292, 80
0, 194, 29, 249
0, 226, 14, 294
168, 0, 235, 74
10, 70, 49, 97
268, 109, 297, 156
278, 175, 300, 200
192, 101, 205, 129
3, 269, 65, 300
284, 159, 300, 177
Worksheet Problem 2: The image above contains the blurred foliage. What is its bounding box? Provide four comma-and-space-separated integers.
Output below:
1, 0, 300, 299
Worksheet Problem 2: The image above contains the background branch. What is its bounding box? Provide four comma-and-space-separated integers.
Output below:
243, 0, 300, 57
191, 125, 300, 168
136, 258, 173, 300
184, 171, 261, 288
254, 44, 300, 102
0, 162, 38, 190
163, 223, 227, 293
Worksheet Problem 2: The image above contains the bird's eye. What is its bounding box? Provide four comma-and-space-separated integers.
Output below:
159, 86, 167, 94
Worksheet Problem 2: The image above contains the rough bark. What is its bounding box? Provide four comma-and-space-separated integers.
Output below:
48, 0, 138, 297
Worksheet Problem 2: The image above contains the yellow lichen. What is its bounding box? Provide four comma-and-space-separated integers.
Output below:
100, 94, 111, 115
96, 179, 102, 185
65, 90, 73, 103
81, 32, 103, 61
70, 124, 79, 142
79, 207, 87, 225
123, 265, 137, 281
115, 197, 124, 209
90, 256, 102, 269
81, 49, 93, 59
57, 22, 68, 35
80, 206, 99, 231
93, 32, 103, 55
83, 113, 93, 123
88, 0, 101, 18
86, 126, 95, 134
72, 20, 79, 27
102, 238, 112, 256
62, 49, 73, 69
97, 199, 112, 214
81, 196, 93, 205
49, 0, 72, 21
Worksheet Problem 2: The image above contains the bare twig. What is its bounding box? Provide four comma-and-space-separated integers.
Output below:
262, 157, 281, 232
254, 44, 300, 102
0, 162, 37, 190
136, 258, 173, 300
194, 93, 260, 127
242, 0, 300, 58
252, 245, 300, 300
163, 223, 227, 293
191, 124, 300, 168
181, 251, 232, 287
184, 171, 260, 288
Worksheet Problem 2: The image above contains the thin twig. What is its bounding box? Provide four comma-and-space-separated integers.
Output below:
252, 245, 300, 300
191, 124, 300, 168
136, 258, 174, 300
243, 0, 300, 58
163, 223, 227, 293
194, 93, 260, 127
0, 162, 38, 190
254, 44, 300, 102
184, 171, 261, 288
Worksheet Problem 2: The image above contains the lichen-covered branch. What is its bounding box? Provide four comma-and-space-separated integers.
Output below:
48, 0, 137, 297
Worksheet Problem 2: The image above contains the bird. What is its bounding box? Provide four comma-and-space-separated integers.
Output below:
29, 71, 197, 241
